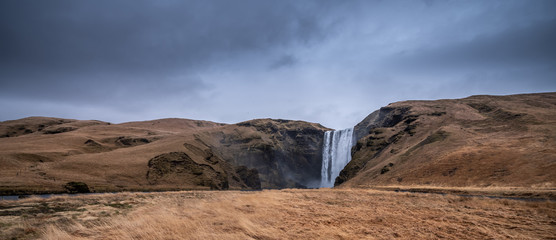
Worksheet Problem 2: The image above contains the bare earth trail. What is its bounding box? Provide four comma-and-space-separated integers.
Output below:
1, 189, 554, 239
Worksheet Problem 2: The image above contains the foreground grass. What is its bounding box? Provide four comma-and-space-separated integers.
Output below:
367, 185, 556, 200
1, 189, 554, 239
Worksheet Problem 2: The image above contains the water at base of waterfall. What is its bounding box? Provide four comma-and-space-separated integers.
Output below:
320, 128, 354, 188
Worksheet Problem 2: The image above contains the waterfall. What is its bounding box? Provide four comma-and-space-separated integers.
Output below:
320, 128, 354, 188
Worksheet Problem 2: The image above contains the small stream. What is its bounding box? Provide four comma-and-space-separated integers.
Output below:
1, 192, 113, 201
0, 189, 261, 201
2, 189, 552, 202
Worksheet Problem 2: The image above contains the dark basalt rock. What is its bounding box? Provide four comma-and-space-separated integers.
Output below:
0, 118, 75, 138
380, 163, 394, 174
146, 151, 262, 190
146, 152, 230, 190
235, 166, 261, 190
115, 136, 151, 146
43, 126, 77, 134
353, 106, 412, 142
467, 103, 496, 113
84, 139, 102, 147
64, 181, 90, 193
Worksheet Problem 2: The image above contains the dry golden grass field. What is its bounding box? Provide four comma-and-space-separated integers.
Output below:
1, 188, 555, 239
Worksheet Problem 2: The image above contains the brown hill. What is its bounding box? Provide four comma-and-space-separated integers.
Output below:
0, 117, 328, 194
337, 92, 556, 188
3, 92, 553, 194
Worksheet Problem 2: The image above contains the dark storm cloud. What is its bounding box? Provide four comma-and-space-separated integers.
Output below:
390, 18, 556, 72
0, 0, 333, 102
0, 0, 326, 70
1, 0, 555, 129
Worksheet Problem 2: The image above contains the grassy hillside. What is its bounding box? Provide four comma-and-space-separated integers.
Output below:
338, 92, 556, 188
0, 117, 328, 194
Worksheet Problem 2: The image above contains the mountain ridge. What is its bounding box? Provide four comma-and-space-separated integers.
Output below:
1, 92, 554, 194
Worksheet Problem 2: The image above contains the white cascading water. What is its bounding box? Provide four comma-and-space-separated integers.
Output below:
320, 128, 354, 188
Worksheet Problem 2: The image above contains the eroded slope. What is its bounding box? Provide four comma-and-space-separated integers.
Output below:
338, 92, 556, 188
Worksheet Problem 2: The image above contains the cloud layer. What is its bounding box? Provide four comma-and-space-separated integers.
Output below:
1, 0, 555, 129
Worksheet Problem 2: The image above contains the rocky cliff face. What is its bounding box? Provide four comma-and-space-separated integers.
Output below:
197, 119, 330, 188
337, 93, 556, 188
353, 106, 412, 142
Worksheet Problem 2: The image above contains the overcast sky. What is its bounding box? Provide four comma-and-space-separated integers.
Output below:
1, 0, 555, 129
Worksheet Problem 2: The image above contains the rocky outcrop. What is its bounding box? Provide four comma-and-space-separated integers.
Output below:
337, 93, 556, 188
197, 119, 330, 189
338, 105, 422, 186
146, 151, 261, 190
114, 136, 151, 146
0, 117, 74, 137
42, 126, 78, 134
234, 166, 261, 190
64, 181, 91, 193
0, 117, 109, 138
353, 106, 412, 142
146, 152, 229, 190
